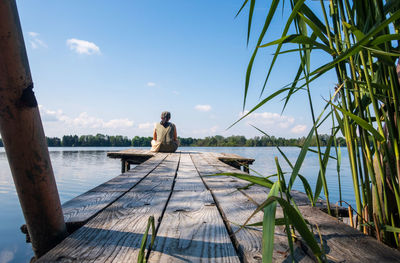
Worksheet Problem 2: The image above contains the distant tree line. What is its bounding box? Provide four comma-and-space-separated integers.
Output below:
33, 133, 347, 147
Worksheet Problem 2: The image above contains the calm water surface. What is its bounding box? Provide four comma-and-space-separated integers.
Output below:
0, 146, 353, 262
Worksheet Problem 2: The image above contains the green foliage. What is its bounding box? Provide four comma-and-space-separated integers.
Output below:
52, 134, 131, 147
46, 137, 61, 147
42, 134, 346, 147
137, 216, 156, 263
132, 136, 152, 147
238, 0, 400, 251
220, 161, 324, 262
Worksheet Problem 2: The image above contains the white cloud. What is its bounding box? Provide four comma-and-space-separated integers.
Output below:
195, 104, 212, 112
237, 111, 309, 136
0, 248, 16, 263
241, 111, 294, 128
138, 122, 155, 129
39, 106, 133, 129
28, 32, 47, 49
291, 124, 307, 134
29, 32, 39, 37
66, 38, 100, 55
39, 105, 63, 122
103, 118, 134, 128
147, 82, 156, 87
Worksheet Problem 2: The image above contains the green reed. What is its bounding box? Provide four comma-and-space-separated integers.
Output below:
234, 0, 400, 258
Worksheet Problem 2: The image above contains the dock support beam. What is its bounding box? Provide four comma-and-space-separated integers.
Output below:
0, 0, 67, 258
121, 159, 130, 173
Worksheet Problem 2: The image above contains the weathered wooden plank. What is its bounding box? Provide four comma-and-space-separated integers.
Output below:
132, 153, 180, 192
61, 153, 169, 226
63, 191, 122, 225
240, 185, 345, 217
190, 152, 311, 262
238, 182, 400, 262
190, 152, 249, 191
173, 153, 205, 191
148, 153, 240, 262
90, 153, 168, 192
39, 153, 181, 262
42, 149, 400, 263
210, 152, 255, 167
298, 205, 400, 263
212, 189, 313, 263
38, 191, 172, 263
107, 149, 154, 159
148, 190, 240, 263
206, 152, 249, 173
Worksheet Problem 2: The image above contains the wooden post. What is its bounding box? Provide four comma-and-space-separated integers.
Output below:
0, 0, 67, 258
121, 159, 127, 173
363, 205, 369, 235
243, 163, 250, 173
348, 206, 354, 228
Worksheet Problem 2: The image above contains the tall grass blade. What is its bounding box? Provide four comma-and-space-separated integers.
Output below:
247, 0, 256, 45
137, 216, 156, 263
235, 0, 249, 18
212, 172, 274, 188
259, 34, 334, 54
262, 181, 280, 263
270, 196, 324, 260
229, 87, 291, 129
288, 126, 315, 191
260, 0, 306, 98
243, 0, 280, 110
330, 102, 385, 142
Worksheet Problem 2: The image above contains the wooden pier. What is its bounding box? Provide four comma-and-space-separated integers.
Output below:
37, 150, 400, 262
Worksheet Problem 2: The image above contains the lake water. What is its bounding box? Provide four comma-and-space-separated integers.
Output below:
0, 146, 353, 262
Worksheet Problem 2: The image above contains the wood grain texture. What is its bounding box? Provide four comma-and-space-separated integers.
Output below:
90, 153, 168, 192
63, 191, 122, 224
299, 206, 400, 263
38, 191, 172, 263
239, 183, 400, 262
192, 153, 312, 262
107, 149, 154, 158
148, 153, 239, 262
173, 153, 206, 192
62, 153, 169, 226
190, 152, 250, 191
148, 190, 240, 263
39, 153, 180, 262
132, 153, 180, 192
203, 152, 246, 172
211, 189, 313, 263
43, 150, 400, 262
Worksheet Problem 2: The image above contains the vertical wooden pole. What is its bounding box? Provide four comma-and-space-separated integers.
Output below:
363, 205, 369, 235
243, 163, 249, 173
348, 206, 354, 228
0, 0, 67, 258
121, 159, 127, 173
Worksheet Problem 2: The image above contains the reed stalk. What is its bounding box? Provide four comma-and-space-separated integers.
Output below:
236, 0, 400, 253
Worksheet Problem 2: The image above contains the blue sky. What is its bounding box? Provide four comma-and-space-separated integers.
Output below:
16, 0, 337, 139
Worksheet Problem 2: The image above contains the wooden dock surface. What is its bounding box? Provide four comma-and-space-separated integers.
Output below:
38, 150, 400, 262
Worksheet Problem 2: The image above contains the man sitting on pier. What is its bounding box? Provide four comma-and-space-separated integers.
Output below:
151, 111, 179, 152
